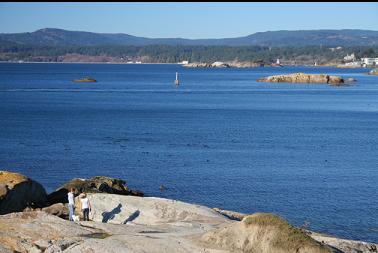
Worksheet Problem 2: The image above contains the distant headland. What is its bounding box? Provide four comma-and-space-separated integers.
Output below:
0, 28, 378, 66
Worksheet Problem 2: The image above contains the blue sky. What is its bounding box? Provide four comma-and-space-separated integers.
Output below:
0, 2, 377, 39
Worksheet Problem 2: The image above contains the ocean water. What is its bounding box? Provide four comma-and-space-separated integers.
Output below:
0, 63, 377, 242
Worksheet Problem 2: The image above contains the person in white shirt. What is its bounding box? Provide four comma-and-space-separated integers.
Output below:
67, 188, 75, 221
80, 192, 91, 221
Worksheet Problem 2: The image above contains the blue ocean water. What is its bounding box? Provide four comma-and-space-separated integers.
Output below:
0, 63, 377, 242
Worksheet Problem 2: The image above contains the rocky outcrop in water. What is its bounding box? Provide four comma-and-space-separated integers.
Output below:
184, 61, 263, 68
184, 61, 230, 68
346, 78, 357, 82
257, 73, 345, 85
368, 68, 378, 75
47, 176, 144, 204
0, 171, 47, 214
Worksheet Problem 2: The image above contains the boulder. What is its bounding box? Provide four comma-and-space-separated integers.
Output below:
346, 78, 357, 82
46, 188, 69, 205
0, 171, 47, 215
42, 203, 69, 219
47, 176, 144, 205
257, 73, 344, 85
201, 212, 333, 253
368, 68, 378, 75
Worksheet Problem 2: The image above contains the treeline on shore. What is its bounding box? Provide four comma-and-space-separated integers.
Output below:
0, 42, 377, 64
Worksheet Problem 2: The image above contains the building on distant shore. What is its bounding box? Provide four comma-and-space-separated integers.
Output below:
179, 60, 189, 65
343, 53, 356, 62
339, 57, 378, 68
361, 57, 378, 67
329, 46, 343, 52
343, 61, 362, 67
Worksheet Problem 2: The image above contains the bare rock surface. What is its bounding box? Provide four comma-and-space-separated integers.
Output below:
1, 194, 377, 253
0, 211, 103, 253
0, 171, 47, 214
257, 72, 346, 85
82, 193, 227, 226
309, 231, 378, 253
0, 194, 230, 253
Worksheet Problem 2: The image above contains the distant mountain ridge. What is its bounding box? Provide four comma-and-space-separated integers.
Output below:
1, 28, 378, 47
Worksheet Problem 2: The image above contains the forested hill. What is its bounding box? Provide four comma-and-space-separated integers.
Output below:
1, 28, 378, 47
1, 43, 377, 65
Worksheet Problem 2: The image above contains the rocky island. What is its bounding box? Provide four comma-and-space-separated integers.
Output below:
0, 171, 376, 253
73, 77, 97, 83
257, 73, 350, 86
368, 68, 378, 75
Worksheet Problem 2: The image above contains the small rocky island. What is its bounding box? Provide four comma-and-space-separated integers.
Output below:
0, 171, 376, 253
73, 77, 97, 83
257, 73, 349, 85
368, 68, 378, 75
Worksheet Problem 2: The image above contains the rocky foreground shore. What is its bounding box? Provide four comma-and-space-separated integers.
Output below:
0, 171, 377, 253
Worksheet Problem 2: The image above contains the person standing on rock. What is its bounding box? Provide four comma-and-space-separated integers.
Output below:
80, 192, 91, 221
67, 188, 75, 221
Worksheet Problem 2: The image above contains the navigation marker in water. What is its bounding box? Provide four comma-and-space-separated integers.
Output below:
175, 72, 180, 87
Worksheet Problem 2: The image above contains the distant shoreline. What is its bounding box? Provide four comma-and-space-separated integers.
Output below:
0, 61, 339, 67
0, 61, 180, 65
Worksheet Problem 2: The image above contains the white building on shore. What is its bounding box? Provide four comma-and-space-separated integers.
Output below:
361, 57, 378, 66
343, 53, 356, 62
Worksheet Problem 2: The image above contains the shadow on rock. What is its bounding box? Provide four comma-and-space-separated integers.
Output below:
102, 203, 122, 223
123, 210, 140, 224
